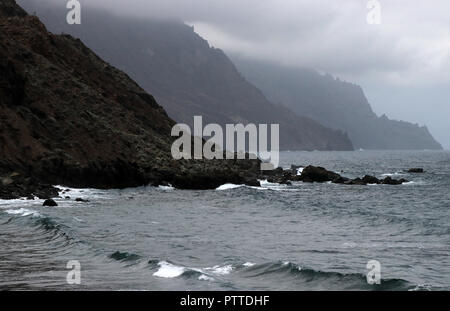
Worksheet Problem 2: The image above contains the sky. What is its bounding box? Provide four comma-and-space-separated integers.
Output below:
60, 0, 450, 148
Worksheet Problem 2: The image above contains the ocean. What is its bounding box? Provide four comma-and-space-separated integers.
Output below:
0, 150, 449, 290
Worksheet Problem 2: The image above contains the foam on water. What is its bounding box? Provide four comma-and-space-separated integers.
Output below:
206, 264, 233, 275
153, 261, 185, 278
158, 185, 175, 191
4, 208, 41, 217
216, 184, 244, 191
198, 274, 215, 281
381, 172, 406, 177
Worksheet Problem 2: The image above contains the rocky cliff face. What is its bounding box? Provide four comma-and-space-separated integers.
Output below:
231, 57, 443, 150
18, 1, 354, 151
0, 0, 262, 198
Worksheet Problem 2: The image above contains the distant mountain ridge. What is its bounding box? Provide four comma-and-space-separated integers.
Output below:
19, 0, 354, 151
231, 57, 443, 150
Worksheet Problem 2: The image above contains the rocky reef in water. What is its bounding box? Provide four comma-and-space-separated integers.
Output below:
263, 165, 410, 186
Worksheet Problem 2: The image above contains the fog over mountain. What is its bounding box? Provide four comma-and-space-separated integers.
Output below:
35, 0, 448, 148
19, 0, 354, 151
231, 57, 442, 150
20, 0, 449, 148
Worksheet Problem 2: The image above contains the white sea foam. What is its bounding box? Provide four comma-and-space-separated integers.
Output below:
258, 180, 296, 191
153, 261, 185, 278
402, 181, 421, 185
216, 184, 244, 191
381, 172, 405, 177
55, 185, 111, 200
4, 208, 41, 217
296, 167, 304, 175
158, 184, 174, 191
243, 262, 255, 267
206, 264, 233, 275
198, 274, 215, 281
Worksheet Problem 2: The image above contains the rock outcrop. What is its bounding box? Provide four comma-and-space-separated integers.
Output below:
231, 57, 443, 150
18, 0, 354, 151
261, 166, 409, 186
0, 0, 261, 199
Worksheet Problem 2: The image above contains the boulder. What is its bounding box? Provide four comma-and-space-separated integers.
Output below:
345, 178, 367, 185
381, 176, 402, 185
362, 175, 380, 184
332, 176, 350, 184
300, 166, 341, 183
43, 199, 58, 206
244, 178, 261, 187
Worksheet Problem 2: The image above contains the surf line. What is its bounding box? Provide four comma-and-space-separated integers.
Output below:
180, 295, 214, 309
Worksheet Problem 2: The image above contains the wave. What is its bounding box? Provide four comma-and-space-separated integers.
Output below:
158, 184, 175, 191
4, 208, 41, 217
109, 251, 141, 262
216, 183, 244, 191
1, 206, 82, 251
148, 259, 418, 290
152, 261, 187, 278
150, 260, 241, 281
381, 172, 406, 177
240, 261, 414, 291
215, 180, 298, 192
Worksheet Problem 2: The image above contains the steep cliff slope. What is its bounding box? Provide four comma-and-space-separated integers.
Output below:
19, 1, 354, 151
0, 0, 262, 197
232, 57, 442, 150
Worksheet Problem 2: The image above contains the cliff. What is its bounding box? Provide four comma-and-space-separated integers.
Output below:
18, 1, 354, 151
0, 0, 262, 198
231, 57, 442, 150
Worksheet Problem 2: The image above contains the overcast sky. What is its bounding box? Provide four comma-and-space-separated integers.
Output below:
71, 1, 450, 148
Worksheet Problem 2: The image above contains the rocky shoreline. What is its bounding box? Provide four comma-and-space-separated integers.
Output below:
263, 165, 411, 186
0, 1, 414, 202
1, 164, 417, 201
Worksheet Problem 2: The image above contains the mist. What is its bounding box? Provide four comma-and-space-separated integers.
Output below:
42, 0, 450, 148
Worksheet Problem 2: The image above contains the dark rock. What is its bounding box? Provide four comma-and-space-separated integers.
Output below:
345, 178, 367, 185
267, 171, 293, 185
244, 178, 261, 187
0, 3, 264, 194
332, 176, 350, 184
65, 196, 71, 199
408, 168, 424, 173
265, 167, 284, 176
0, 172, 59, 200
43, 199, 57, 206
381, 176, 402, 185
362, 175, 380, 184
300, 166, 341, 183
